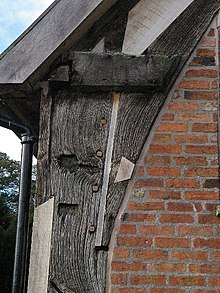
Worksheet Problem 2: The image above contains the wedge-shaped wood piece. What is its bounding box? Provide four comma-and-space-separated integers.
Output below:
69, 52, 180, 92
123, 0, 194, 54
0, 0, 118, 85
114, 157, 135, 183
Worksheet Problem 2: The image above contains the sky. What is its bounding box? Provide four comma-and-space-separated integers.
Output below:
0, 0, 54, 161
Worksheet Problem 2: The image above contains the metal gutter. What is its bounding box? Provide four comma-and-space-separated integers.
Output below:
0, 118, 34, 293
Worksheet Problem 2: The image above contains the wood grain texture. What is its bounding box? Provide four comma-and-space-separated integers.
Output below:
35, 1, 220, 292
47, 90, 113, 292
69, 52, 179, 92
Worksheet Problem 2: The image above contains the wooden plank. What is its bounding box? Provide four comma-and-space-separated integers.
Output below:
122, 0, 194, 54
0, 0, 118, 85
48, 91, 113, 292
68, 52, 180, 92
95, 92, 120, 248
27, 198, 54, 293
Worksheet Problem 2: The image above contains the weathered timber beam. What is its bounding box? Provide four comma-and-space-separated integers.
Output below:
54, 52, 180, 93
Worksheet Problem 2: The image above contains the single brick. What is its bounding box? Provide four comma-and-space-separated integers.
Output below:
196, 49, 216, 57
168, 101, 198, 111
185, 69, 217, 77
167, 202, 194, 212
184, 167, 218, 177
171, 250, 208, 262
175, 113, 210, 123
139, 225, 175, 236
184, 91, 217, 100
189, 264, 220, 274
150, 289, 185, 293
155, 237, 190, 248
203, 179, 220, 189
166, 179, 200, 188
130, 275, 166, 285
190, 289, 219, 293
156, 122, 188, 132
133, 249, 168, 260
160, 213, 194, 224
161, 113, 175, 121
113, 249, 130, 259
185, 190, 219, 200
128, 202, 164, 211
205, 203, 220, 212
200, 37, 216, 47
207, 28, 215, 36
149, 190, 181, 200
122, 213, 156, 222
211, 79, 218, 89
149, 145, 181, 154
178, 225, 213, 236
117, 236, 152, 247
169, 276, 205, 286
111, 261, 146, 272
147, 167, 181, 177
144, 156, 170, 165
208, 277, 220, 286
174, 156, 207, 166
198, 214, 220, 224
119, 224, 136, 234
111, 274, 127, 285
179, 80, 209, 89
210, 251, 220, 262
185, 145, 218, 154
194, 238, 220, 249
134, 178, 163, 188
174, 134, 208, 144
152, 134, 171, 143
189, 56, 216, 66
192, 123, 217, 133
111, 289, 147, 293
148, 262, 187, 273
137, 166, 144, 176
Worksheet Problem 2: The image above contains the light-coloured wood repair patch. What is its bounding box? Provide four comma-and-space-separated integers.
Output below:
114, 157, 135, 183
27, 197, 54, 293
122, 0, 194, 55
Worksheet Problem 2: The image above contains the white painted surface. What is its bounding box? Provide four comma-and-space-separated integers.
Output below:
115, 157, 135, 183
28, 198, 54, 293
95, 93, 120, 247
122, 0, 194, 54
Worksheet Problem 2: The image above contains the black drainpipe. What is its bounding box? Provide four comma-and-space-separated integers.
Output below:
0, 118, 34, 293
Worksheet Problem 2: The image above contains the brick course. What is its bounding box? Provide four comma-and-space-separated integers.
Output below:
110, 22, 220, 292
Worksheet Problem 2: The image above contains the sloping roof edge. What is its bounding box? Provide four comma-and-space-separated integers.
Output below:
0, 0, 118, 86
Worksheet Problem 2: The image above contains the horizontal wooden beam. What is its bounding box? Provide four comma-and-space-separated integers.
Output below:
0, 0, 118, 85
57, 52, 180, 93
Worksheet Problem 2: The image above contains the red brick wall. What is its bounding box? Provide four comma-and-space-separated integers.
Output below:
108, 21, 220, 293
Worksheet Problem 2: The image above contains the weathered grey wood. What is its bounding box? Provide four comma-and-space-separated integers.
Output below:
33, 1, 220, 293
122, 0, 194, 54
68, 52, 180, 92
0, 0, 118, 85
46, 91, 113, 292
36, 82, 53, 205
